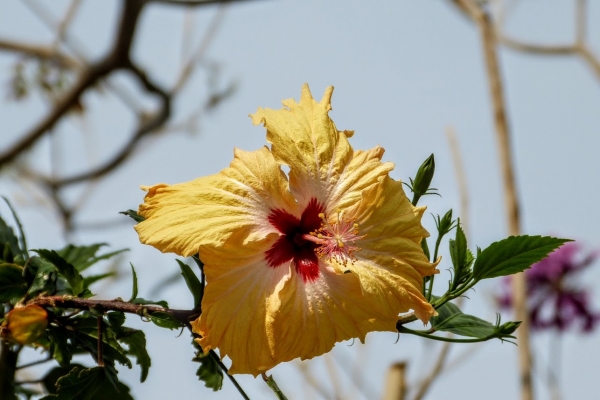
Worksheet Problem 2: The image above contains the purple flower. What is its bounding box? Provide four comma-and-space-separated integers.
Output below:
497, 242, 600, 333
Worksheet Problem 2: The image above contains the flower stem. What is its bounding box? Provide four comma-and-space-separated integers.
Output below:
209, 350, 250, 400
262, 373, 289, 400
426, 232, 444, 301
398, 326, 492, 343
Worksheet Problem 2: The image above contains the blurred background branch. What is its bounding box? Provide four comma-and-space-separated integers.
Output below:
0, 0, 244, 236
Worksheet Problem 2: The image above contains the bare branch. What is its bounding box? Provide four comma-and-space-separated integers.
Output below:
498, 36, 575, 55
495, 0, 600, 81
172, 2, 228, 93
383, 362, 407, 400
51, 65, 171, 187
0, 39, 78, 68
575, 0, 586, 45
55, 0, 83, 46
150, 0, 258, 6
31, 296, 198, 325
449, 2, 530, 400
0, 0, 146, 169
445, 126, 470, 240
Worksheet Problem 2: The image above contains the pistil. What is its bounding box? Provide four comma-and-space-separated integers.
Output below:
310, 211, 364, 265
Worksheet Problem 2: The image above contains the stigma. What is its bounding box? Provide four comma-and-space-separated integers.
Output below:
299, 210, 364, 265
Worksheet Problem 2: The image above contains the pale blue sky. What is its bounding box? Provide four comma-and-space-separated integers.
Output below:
1, 1, 599, 399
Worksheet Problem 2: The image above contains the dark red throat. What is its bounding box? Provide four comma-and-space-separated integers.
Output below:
265, 198, 324, 282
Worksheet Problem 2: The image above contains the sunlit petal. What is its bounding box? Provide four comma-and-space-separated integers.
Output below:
251, 84, 353, 205
136, 147, 297, 256
192, 239, 291, 376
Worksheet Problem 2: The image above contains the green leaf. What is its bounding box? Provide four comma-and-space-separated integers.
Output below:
34, 249, 84, 295
26, 257, 57, 296
434, 209, 455, 237
118, 329, 151, 382
2, 197, 28, 257
42, 364, 86, 394
131, 298, 169, 308
193, 352, 223, 391
69, 329, 132, 369
119, 210, 145, 223
431, 302, 496, 338
58, 244, 127, 272
83, 272, 116, 289
40, 367, 133, 400
0, 213, 23, 264
177, 259, 202, 309
47, 328, 73, 367
149, 311, 183, 330
0, 263, 27, 302
106, 312, 125, 328
129, 263, 138, 302
449, 220, 470, 288
472, 235, 571, 281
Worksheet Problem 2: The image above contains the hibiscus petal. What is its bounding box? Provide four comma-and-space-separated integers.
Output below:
273, 259, 433, 363
251, 84, 353, 206
136, 147, 297, 256
327, 146, 394, 214
352, 176, 438, 279
192, 239, 291, 376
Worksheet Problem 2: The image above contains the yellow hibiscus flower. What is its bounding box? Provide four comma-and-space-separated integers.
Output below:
135, 84, 438, 376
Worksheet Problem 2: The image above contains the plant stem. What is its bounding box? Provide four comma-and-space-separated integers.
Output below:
262, 373, 289, 400
398, 326, 496, 344
209, 350, 250, 400
0, 342, 20, 400
30, 296, 198, 325
97, 316, 104, 367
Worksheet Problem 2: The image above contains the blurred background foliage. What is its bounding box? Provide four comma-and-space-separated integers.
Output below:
1, 0, 599, 399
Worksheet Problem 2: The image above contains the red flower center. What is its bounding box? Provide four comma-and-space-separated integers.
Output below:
265, 198, 324, 282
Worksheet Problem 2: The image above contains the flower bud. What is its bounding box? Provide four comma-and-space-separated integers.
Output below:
411, 154, 435, 205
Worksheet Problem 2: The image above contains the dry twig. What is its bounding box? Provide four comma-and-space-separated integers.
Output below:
449, 1, 530, 399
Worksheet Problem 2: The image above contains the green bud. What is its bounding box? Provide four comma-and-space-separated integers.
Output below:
496, 320, 521, 336
435, 209, 455, 237
411, 154, 435, 205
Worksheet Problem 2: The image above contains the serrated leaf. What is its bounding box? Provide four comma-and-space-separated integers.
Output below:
0, 263, 27, 302
129, 263, 138, 302
58, 244, 127, 272
118, 329, 151, 382
431, 302, 496, 338
131, 298, 169, 308
26, 257, 57, 296
472, 235, 571, 281
119, 210, 145, 223
177, 259, 202, 309
193, 352, 223, 391
34, 249, 84, 295
40, 366, 132, 400
42, 364, 86, 394
149, 311, 183, 330
449, 220, 470, 288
